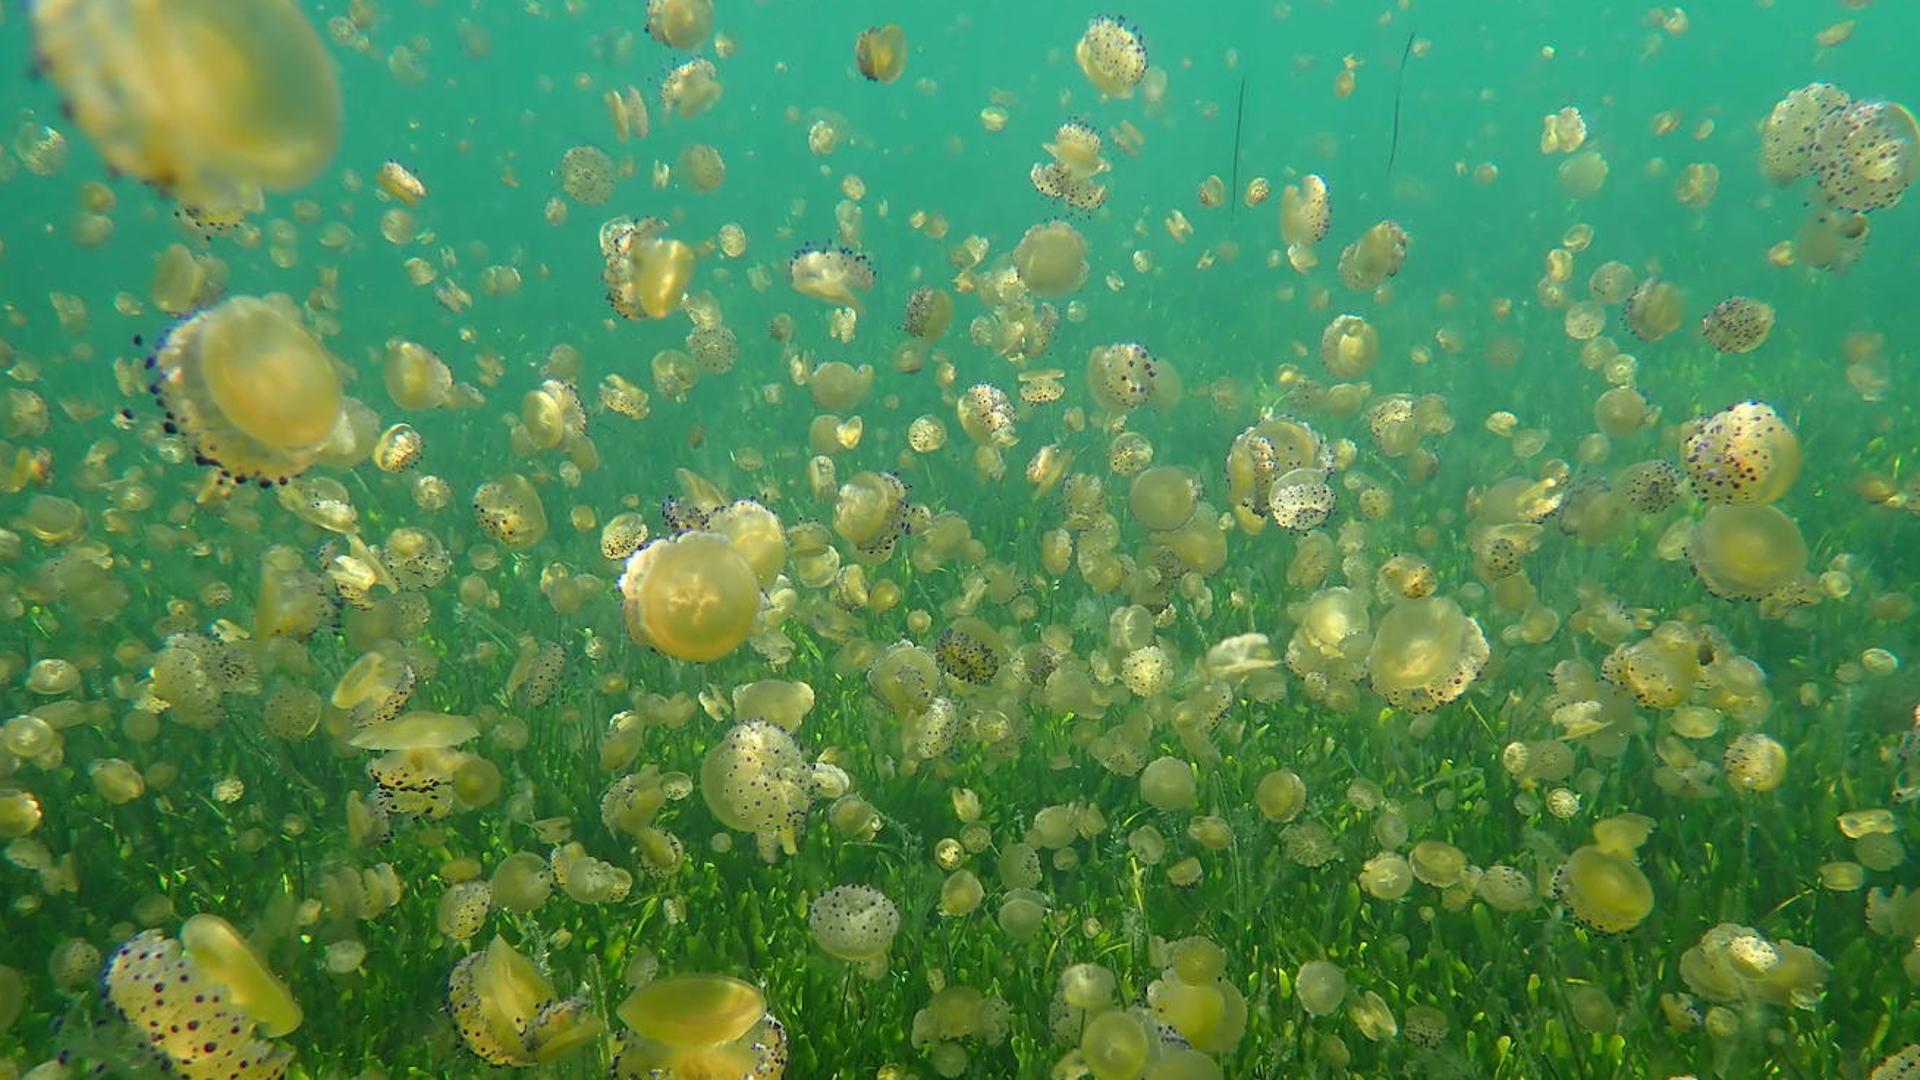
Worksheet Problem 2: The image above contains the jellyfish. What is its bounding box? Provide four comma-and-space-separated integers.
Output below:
1623, 277, 1685, 341
1366, 596, 1491, 712
1129, 466, 1199, 532
788, 244, 875, 310
1044, 120, 1110, 182
809, 885, 901, 973
146, 294, 343, 487
1683, 400, 1800, 505
1013, 221, 1090, 298
1812, 98, 1919, 212
616, 975, 788, 1079
1087, 342, 1160, 412
619, 531, 761, 662
1698, 296, 1776, 354
1269, 469, 1336, 532
855, 24, 908, 83
1555, 845, 1653, 933
646, 0, 714, 49
102, 916, 301, 1080
1618, 457, 1682, 514
471, 473, 550, 550
1320, 314, 1379, 378
936, 616, 1005, 685
661, 58, 724, 120
956, 383, 1018, 447
678, 143, 727, 192
446, 937, 600, 1066
560, 145, 616, 205
32, 0, 341, 218
701, 720, 813, 854
376, 160, 427, 205
604, 220, 696, 320
1761, 83, 1851, 184
1336, 221, 1410, 291
1075, 16, 1149, 98
903, 287, 955, 341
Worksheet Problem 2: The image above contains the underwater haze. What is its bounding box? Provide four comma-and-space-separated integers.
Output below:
0, 0, 1918, 1077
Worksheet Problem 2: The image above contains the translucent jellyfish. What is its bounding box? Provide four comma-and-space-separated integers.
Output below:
678, 143, 727, 192
1555, 845, 1654, 932
1336, 220, 1410, 291
371, 423, 423, 472
1130, 466, 1199, 532
1700, 296, 1775, 354
1812, 98, 1919, 212
1013, 221, 1090, 297
1680, 923, 1829, 1010
102, 916, 301, 1080
604, 219, 696, 320
1080, 1008, 1154, 1079
903, 287, 955, 341
1281, 174, 1333, 247
810, 884, 900, 972
147, 294, 343, 486
1761, 83, 1850, 184
1623, 277, 1685, 341
383, 340, 452, 410
619, 531, 761, 662
436, 880, 491, 941
471, 473, 550, 550
32, 0, 341, 217
1366, 597, 1491, 712
708, 500, 788, 586
1044, 120, 1110, 183
788, 244, 875, 309
1075, 16, 1149, 98
615, 974, 787, 1079
446, 937, 600, 1066
936, 616, 1005, 685
1269, 468, 1336, 532
661, 58, 724, 120
560, 145, 616, 205
1683, 400, 1801, 505
855, 24, 908, 83
646, 0, 714, 49
1087, 342, 1160, 412
956, 383, 1018, 447
1296, 960, 1347, 1017
1320, 314, 1379, 378
701, 719, 813, 852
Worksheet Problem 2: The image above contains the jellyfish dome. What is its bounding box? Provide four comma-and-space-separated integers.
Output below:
1623, 277, 1685, 342
32, 0, 341, 217
1088, 343, 1160, 413
788, 244, 875, 310
1074, 16, 1149, 98
1013, 221, 1090, 298
700, 719, 811, 841
1700, 297, 1776, 354
615, 974, 788, 1080
102, 916, 301, 1080
1690, 504, 1808, 600
809, 884, 901, 963
147, 294, 344, 487
1555, 845, 1654, 933
1812, 98, 1920, 212
1683, 400, 1801, 505
855, 24, 908, 84
1760, 83, 1850, 185
1366, 596, 1491, 712
646, 0, 714, 49
446, 937, 601, 1066
620, 531, 761, 662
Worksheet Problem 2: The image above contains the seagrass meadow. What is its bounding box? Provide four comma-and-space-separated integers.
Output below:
1, 0, 1919, 1078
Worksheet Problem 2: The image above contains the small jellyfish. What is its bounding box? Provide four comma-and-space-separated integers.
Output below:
372, 423, 424, 472
376, 160, 427, 205
1700, 296, 1775, 354
936, 616, 1005, 685
147, 294, 344, 487
1320, 314, 1379, 378
32, 0, 341, 217
678, 143, 727, 192
604, 220, 697, 321
1075, 16, 1149, 98
446, 937, 600, 1066
1086, 342, 1160, 412
661, 58, 724, 120
701, 719, 813, 851
1013, 220, 1090, 297
1623, 276, 1685, 341
471, 473, 550, 550
1336, 220, 1410, 291
903, 287, 955, 341
646, 0, 714, 49
1761, 83, 1850, 185
1281, 174, 1333, 247
809, 884, 901, 968
619, 531, 761, 662
1619, 460, 1683, 514
1812, 98, 1919, 212
614, 974, 787, 1079
1555, 845, 1654, 933
1683, 400, 1800, 505
789, 244, 875, 310
1269, 468, 1336, 533
560, 145, 616, 205
855, 24, 908, 83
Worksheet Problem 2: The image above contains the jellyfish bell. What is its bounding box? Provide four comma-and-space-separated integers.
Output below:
1623, 276, 1685, 342
855, 23, 908, 83
103, 922, 298, 1079
33, 0, 341, 216
789, 244, 875, 310
1336, 220, 1410, 291
1013, 220, 1090, 298
1045, 120, 1109, 181
1281, 174, 1333, 247
615, 974, 787, 1079
1812, 98, 1920, 212
619, 530, 761, 662
1761, 82, 1850, 185
809, 884, 901, 963
661, 58, 724, 120
1269, 468, 1336, 532
1075, 15, 1149, 98
1700, 296, 1775, 354
1689, 504, 1808, 600
148, 293, 344, 487
1366, 596, 1491, 712
605, 222, 696, 320
646, 0, 714, 49
1087, 342, 1159, 412
1683, 400, 1800, 505
1555, 845, 1654, 933
447, 936, 600, 1066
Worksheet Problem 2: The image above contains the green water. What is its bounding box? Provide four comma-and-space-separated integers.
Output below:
0, 1, 1917, 1077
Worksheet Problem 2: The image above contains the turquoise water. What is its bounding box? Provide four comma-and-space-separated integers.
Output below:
0, 1, 1917, 1077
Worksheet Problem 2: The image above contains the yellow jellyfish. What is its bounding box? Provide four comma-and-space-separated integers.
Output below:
1623, 276, 1685, 341
560, 145, 616, 205
661, 58, 724, 120
1013, 220, 1090, 297
1700, 296, 1775, 354
646, 0, 713, 50
1087, 342, 1160, 412
471, 473, 550, 550
788, 244, 875, 309
1556, 845, 1654, 932
936, 616, 1005, 685
147, 294, 344, 487
1336, 221, 1410, 291
903, 287, 955, 341
1761, 83, 1850, 184
678, 143, 727, 192
1366, 597, 1491, 712
102, 916, 300, 1080
376, 160, 427, 205
604, 218, 696, 320
619, 531, 761, 662
855, 24, 908, 83
446, 937, 601, 1066
32, 0, 341, 217
1689, 504, 1808, 600
701, 719, 812, 851
615, 974, 788, 1079
810, 884, 901, 970
1683, 400, 1800, 505
1320, 314, 1379, 378
1812, 98, 1919, 212
1075, 15, 1149, 98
